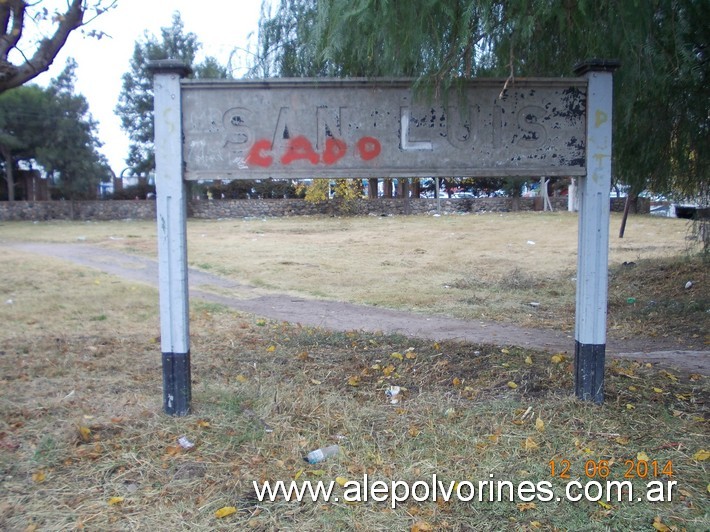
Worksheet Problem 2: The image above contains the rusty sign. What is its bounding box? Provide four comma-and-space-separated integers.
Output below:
181, 78, 587, 180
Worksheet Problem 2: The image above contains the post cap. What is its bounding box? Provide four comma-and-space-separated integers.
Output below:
573, 59, 621, 76
147, 59, 192, 77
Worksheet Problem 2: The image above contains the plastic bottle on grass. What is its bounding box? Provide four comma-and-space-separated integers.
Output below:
305, 444, 339, 464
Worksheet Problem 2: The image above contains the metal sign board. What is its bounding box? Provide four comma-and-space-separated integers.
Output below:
150, 59, 619, 415
181, 78, 587, 180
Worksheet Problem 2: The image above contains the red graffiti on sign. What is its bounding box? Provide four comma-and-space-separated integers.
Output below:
246, 135, 382, 168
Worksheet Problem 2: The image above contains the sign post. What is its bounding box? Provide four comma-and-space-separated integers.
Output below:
149, 60, 192, 416
149, 61, 619, 412
573, 60, 620, 404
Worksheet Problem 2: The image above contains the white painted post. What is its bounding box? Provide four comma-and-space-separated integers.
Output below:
148, 60, 192, 416
568, 178, 577, 212
573, 60, 620, 403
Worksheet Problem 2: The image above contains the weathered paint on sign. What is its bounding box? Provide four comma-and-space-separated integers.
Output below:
181, 78, 587, 180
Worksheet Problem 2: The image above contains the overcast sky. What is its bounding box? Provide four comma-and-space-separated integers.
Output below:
34, 0, 265, 174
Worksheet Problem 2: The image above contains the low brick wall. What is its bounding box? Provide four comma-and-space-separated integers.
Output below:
0, 196, 647, 221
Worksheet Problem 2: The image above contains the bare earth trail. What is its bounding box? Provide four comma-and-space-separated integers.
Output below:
8, 242, 709, 374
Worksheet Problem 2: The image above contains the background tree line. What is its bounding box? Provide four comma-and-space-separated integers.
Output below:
0, 60, 110, 200
251, 0, 708, 204
1, 1, 706, 204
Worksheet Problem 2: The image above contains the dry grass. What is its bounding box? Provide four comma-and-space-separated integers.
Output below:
0, 249, 708, 530
1, 212, 706, 344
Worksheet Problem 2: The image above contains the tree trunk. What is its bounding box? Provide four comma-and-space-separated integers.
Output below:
411, 178, 421, 198
368, 178, 378, 199
383, 179, 393, 198
619, 194, 633, 238
1, 144, 15, 201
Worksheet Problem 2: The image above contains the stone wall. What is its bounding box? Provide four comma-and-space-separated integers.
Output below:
0, 200, 156, 221
609, 196, 651, 213
0, 196, 647, 221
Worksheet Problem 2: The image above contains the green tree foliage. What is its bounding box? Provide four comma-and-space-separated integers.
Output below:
0, 60, 109, 200
491, 0, 709, 202
251, 0, 323, 77
256, 0, 708, 203
115, 12, 229, 174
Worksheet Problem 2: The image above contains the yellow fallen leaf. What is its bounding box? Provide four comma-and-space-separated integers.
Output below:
662, 371, 678, 382
653, 387, 663, 393
266, 345, 276, 353
382, 365, 395, 377
371, 363, 382, 370
307, 469, 325, 476
108, 496, 124, 506
692, 449, 710, 461
597, 500, 612, 510
507, 381, 518, 389
524, 355, 533, 365
335, 477, 349, 487
165, 445, 182, 456
637, 451, 650, 462
310, 379, 322, 385
197, 420, 210, 428
235, 374, 248, 383
294, 468, 304, 481
615, 436, 630, 445
78, 426, 92, 443
347, 376, 360, 386
391, 352, 403, 360
215, 506, 237, 519
517, 502, 536, 511
535, 417, 545, 432
652, 516, 670, 532
550, 354, 565, 364
452, 377, 462, 387
405, 351, 417, 359
411, 522, 433, 532
530, 522, 542, 529
501, 348, 510, 354
408, 425, 420, 437
628, 385, 637, 392
523, 437, 539, 450
626, 403, 635, 410
296, 351, 310, 361
32, 471, 46, 483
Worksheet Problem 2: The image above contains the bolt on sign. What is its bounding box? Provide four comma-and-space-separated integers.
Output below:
150, 60, 619, 415
181, 78, 587, 181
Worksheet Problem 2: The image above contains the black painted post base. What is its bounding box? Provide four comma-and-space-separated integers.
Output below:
574, 341, 605, 404
162, 351, 192, 416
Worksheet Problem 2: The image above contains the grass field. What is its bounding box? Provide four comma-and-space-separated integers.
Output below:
0, 213, 708, 530
1, 212, 707, 343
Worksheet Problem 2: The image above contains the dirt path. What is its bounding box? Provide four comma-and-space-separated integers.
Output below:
7, 242, 709, 374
